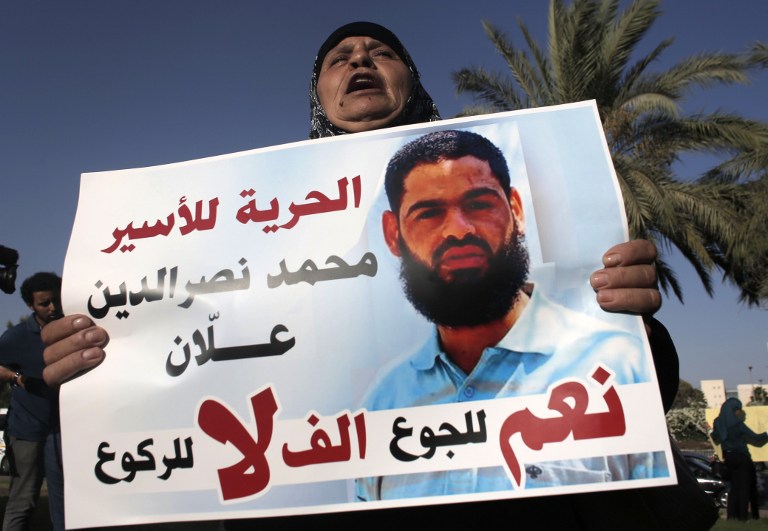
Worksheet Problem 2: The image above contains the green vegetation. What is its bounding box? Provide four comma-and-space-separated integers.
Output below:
453, 0, 768, 304
749, 386, 768, 406
667, 379, 708, 442
714, 517, 768, 529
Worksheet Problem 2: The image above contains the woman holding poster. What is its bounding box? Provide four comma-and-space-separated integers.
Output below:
42, 21, 712, 530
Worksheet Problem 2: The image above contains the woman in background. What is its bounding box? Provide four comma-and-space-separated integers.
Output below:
712, 397, 768, 520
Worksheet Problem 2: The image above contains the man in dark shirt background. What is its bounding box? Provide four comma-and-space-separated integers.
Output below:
0, 272, 64, 531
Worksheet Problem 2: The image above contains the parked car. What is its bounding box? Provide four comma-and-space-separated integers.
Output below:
683, 451, 729, 508
0, 407, 7, 475
0, 445, 7, 475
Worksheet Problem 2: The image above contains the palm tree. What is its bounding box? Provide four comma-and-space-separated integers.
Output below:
453, 0, 767, 304
725, 175, 768, 306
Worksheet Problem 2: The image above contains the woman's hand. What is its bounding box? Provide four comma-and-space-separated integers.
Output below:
590, 240, 661, 315
42, 315, 109, 386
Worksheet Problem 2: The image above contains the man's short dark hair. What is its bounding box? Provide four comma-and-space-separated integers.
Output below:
384, 130, 512, 214
21, 272, 62, 306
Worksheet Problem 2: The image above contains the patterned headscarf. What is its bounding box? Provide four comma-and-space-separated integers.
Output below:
309, 21, 441, 139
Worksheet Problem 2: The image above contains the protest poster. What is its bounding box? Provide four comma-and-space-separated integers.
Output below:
60, 101, 675, 527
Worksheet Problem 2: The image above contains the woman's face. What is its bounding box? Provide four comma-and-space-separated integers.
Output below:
317, 36, 413, 133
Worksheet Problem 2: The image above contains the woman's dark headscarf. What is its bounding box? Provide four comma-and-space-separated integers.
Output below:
309, 21, 441, 139
713, 397, 743, 443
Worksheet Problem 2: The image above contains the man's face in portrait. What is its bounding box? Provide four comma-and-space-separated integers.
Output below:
383, 155, 530, 327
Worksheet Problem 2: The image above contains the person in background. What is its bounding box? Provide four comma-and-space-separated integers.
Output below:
40, 21, 713, 530
712, 397, 768, 520
0, 272, 64, 531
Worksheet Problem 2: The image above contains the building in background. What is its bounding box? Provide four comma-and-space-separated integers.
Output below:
701, 379, 727, 409
737, 383, 768, 406
703, 379, 768, 408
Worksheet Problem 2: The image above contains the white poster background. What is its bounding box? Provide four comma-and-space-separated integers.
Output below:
61, 101, 674, 528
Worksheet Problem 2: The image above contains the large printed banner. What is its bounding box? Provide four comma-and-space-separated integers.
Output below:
62, 101, 675, 528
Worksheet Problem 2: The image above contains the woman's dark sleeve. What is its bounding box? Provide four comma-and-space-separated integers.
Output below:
710, 419, 722, 445
645, 316, 679, 413
739, 422, 768, 447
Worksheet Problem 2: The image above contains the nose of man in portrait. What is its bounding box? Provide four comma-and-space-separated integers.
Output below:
381, 130, 530, 332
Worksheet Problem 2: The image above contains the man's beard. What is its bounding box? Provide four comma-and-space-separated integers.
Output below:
398, 232, 530, 328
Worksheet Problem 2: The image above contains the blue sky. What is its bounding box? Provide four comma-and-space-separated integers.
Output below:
1, 0, 766, 390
